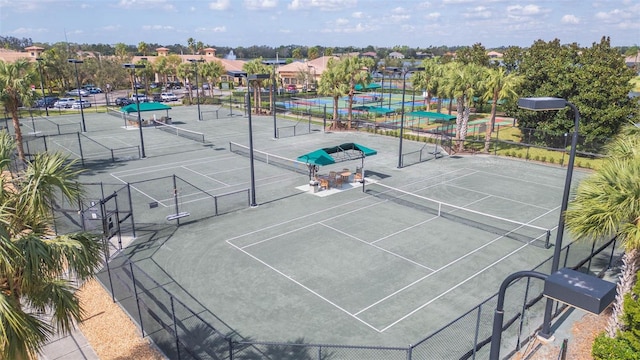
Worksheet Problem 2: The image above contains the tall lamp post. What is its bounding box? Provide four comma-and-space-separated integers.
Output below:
388, 66, 424, 168
67, 59, 86, 132
123, 63, 147, 158
35, 58, 48, 117
246, 74, 271, 207
188, 59, 205, 121
518, 97, 581, 339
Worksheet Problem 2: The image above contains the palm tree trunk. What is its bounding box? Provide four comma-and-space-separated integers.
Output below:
9, 106, 25, 161
484, 92, 499, 153
455, 98, 464, 152
606, 248, 640, 337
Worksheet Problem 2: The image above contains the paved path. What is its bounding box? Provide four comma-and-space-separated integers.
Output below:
39, 326, 99, 360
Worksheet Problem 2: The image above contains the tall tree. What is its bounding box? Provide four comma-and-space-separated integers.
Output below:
442, 62, 482, 152
0, 130, 103, 359
337, 56, 374, 129
201, 60, 225, 100
137, 41, 149, 56
0, 59, 36, 161
317, 58, 349, 129
456, 43, 490, 67
308, 46, 319, 60
565, 125, 640, 338
242, 58, 271, 113
177, 62, 194, 102
481, 67, 522, 152
292, 48, 302, 60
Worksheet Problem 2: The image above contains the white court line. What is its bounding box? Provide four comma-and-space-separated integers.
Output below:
320, 223, 435, 272
226, 240, 382, 332
110, 154, 240, 177
110, 173, 168, 207
446, 183, 554, 211
51, 140, 81, 158
236, 200, 383, 249
181, 166, 230, 186
368, 205, 560, 331
468, 167, 565, 190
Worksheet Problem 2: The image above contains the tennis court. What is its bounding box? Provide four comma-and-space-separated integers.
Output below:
14, 105, 598, 360
41, 105, 590, 351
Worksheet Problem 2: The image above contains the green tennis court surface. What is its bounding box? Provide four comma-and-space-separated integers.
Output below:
47, 106, 587, 347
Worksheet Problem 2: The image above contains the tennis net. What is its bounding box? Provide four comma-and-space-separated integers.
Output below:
366, 182, 551, 248
229, 141, 308, 175
152, 120, 205, 143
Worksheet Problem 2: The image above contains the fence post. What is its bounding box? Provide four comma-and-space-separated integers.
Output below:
473, 305, 482, 359
323, 104, 327, 132
494, 125, 500, 156
172, 175, 180, 226
77, 132, 85, 167
170, 297, 181, 360
129, 261, 145, 337
228, 339, 234, 360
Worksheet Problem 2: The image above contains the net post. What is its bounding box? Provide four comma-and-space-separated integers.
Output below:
545, 230, 551, 249
214, 195, 219, 216
172, 175, 180, 226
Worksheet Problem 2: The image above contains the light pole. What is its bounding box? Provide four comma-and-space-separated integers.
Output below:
68, 59, 86, 132
123, 63, 147, 158
388, 67, 424, 168
489, 268, 615, 360
35, 57, 48, 117
188, 59, 205, 121
518, 97, 581, 339
246, 74, 270, 207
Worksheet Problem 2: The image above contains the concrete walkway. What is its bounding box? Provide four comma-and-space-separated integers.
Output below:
39, 326, 99, 360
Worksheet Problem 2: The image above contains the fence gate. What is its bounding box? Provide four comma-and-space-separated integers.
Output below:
98, 187, 135, 260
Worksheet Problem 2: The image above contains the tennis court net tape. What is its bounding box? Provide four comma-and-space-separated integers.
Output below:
152, 120, 205, 143
367, 182, 551, 248
229, 141, 308, 175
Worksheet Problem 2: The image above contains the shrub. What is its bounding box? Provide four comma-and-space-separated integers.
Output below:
592, 334, 637, 360
541, 156, 547, 162
517, 153, 522, 158
549, 157, 556, 164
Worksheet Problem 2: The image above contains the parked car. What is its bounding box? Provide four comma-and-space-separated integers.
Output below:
66, 89, 90, 97
36, 96, 59, 108
71, 100, 91, 109
115, 97, 132, 106
202, 84, 210, 90
53, 98, 76, 109
286, 84, 298, 93
161, 92, 178, 102
130, 94, 148, 103
88, 87, 102, 94
152, 94, 162, 102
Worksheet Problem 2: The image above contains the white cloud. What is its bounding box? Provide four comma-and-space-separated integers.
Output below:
352, 11, 363, 18
11, 27, 48, 34
464, 6, 491, 19
392, 7, 407, 14
101, 25, 121, 32
335, 18, 349, 25
391, 14, 411, 22
561, 14, 579, 24
244, 0, 278, 10
288, 0, 357, 11
142, 25, 175, 31
195, 26, 227, 33
209, 0, 230, 10
116, 0, 175, 11
425, 12, 440, 20
507, 4, 547, 16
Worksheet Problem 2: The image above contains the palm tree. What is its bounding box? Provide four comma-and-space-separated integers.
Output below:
177, 62, 194, 103
137, 41, 149, 56
442, 62, 482, 152
481, 67, 522, 152
201, 60, 225, 100
242, 59, 271, 114
565, 125, 640, 338
0, 130, 103, 359
336, 56, 374, 129
0, 59, 36, 161
317, 58, 349, 130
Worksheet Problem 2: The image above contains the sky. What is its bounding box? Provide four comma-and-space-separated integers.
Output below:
0, 0, 638, 50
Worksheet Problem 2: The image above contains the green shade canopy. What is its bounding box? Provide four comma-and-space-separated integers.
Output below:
353, 105, 395, 115
297, 143, 377, 166
354, 83, 382, 91
121, 102, 172, 113
406, 111, 456, 121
